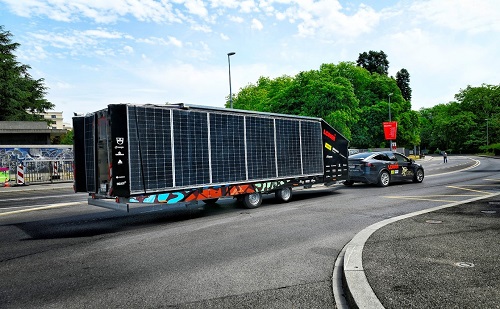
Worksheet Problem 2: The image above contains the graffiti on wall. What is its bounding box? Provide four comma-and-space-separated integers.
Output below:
0, 147, 73, 166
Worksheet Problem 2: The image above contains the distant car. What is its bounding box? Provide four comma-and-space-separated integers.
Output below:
344, 151, 424, 187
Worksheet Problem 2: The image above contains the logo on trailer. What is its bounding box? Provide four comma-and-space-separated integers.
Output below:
323, 129, 336, 141
325, 143, 332, 151
116, 137, 124, 145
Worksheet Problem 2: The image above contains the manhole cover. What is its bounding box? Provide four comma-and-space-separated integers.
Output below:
426, 219, 443, 224
454, 262, 475, 268
481, 210, 497, 214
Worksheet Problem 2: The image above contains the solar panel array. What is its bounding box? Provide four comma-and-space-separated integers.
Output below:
125, 106, 323, 194
84, 115, 96, 192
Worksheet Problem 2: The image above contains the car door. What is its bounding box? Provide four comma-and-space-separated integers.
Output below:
394, 153, 414, 181
384, 152, 400, 180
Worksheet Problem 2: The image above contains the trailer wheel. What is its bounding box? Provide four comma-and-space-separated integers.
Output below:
275, 187, 292, 203
343, 180, 354, 186
243, 192, 262, 209
203, 198, 219, 204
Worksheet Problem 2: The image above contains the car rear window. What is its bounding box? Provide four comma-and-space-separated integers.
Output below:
373, 154, 390, 161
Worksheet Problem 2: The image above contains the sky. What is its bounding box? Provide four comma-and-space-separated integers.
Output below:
1, 0, 499, 124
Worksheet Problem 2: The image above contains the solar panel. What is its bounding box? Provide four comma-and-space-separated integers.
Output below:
246, 116, 277, 180
172, 109, 210, 187
210, 113, 246, 183
276, 118, 302, 177
84, 115, 96, 192
128, 105, 173, 193
301, 121, 323, 174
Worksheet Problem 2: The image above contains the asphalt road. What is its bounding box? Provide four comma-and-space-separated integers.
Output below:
0, 155, 497, 308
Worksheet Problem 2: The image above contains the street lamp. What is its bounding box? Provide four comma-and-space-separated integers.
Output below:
388, 92, 393, 122
227, 52, 235, 108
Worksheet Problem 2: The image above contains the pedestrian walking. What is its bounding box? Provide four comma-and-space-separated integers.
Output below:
443, 151, 448, 163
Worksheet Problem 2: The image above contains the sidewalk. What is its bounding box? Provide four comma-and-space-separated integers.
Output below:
342, 193, 500, 308
0, 181, 73, 193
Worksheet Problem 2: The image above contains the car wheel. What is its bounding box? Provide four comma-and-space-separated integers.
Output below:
275, 187, 292, 203
413, 169, 424, 183
377, 170, 390, 187
344, 180, 354, 186
243, 192, 263, 209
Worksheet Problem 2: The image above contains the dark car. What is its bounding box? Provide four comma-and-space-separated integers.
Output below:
344, 151, 424, 187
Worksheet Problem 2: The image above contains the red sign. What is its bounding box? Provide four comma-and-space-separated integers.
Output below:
383, 122, 398, 140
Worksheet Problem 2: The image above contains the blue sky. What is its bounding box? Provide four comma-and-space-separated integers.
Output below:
1, 0, 499, 123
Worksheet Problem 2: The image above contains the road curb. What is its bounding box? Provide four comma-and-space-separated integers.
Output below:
340, 192, 500, 309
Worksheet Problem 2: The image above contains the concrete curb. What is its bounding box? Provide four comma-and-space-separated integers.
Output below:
341, 192, 500, 309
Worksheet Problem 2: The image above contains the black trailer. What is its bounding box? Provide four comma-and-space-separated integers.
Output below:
73, 103, 348, 211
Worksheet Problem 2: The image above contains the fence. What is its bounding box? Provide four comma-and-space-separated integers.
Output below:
3, 160, 74, 185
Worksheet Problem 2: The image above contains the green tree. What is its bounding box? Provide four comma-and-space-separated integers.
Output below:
356, 50, 389, 75
0, 25, 54, 121
59, 130, 74, 145
418, 83, 500, 154
396, 68, 412, 102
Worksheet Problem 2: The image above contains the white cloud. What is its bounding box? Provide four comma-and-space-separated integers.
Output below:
1, 0, 182, 24
220, 33, 229, 40
183, 0, 209, 18
410, 0, 500, 34
229, 15, 244, 23
123, 46, 134, 54
239, 0, 257, 13
191, 24, 213, 33
251, 18, 264, 30
293, 1, 380, 38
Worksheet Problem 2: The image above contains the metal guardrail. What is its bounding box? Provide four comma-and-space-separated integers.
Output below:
2, 160, 74, 185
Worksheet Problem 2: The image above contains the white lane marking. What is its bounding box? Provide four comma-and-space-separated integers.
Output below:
0, 202, 84, 216
0, 194, 80, 202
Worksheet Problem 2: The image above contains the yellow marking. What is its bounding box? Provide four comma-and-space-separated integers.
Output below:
0, 202, 82, 217
447, 185, 491, 195
325, 143, 332, 151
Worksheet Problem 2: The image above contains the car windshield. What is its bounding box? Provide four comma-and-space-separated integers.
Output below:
349, 152, 373, 159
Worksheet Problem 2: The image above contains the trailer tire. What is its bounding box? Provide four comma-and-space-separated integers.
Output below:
275, 187, 292, 203
203, 198, 219, 204
343, 180, 354, 186
243, 192, 262, 209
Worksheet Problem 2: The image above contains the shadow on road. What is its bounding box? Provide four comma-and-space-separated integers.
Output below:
11, 189, 339, 240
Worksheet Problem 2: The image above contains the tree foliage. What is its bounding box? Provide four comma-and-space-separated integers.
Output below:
396, 68, 412, 102
419, 84, 500, 153
0, 25, 54, 121
356, 50, 389, 75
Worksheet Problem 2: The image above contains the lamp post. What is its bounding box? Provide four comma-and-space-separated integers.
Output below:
388, 92, 393, 122
227, 52, 235, 108
388, 92, 393, 150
